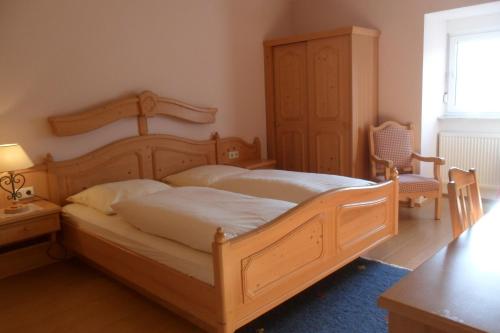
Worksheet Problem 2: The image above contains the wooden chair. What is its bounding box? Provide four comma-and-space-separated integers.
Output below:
369, 121, 445, 220
448, 168, 484, 239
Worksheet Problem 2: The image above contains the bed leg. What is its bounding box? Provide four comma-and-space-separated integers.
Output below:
434, 196, 441, 220
213, 228, 233, 333
390, 168, 400, 235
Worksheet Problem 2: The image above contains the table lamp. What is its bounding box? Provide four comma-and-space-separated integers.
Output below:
0, 144, 34, 214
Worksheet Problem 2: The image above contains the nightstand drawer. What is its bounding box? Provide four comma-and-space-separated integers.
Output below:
0, 214, 60, 246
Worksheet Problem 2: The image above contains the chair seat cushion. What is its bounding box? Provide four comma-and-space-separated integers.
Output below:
374, 174, 439, 193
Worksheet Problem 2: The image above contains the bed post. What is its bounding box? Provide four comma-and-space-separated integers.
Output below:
213, 228, 233, 333
390, 167, 399, 235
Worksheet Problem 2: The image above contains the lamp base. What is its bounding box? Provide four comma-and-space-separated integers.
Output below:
4, 203, 29, 214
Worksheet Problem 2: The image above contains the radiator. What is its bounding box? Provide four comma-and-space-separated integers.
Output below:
438, 132, 500, 198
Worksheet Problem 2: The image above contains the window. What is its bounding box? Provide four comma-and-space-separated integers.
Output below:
446, 30, 500, 117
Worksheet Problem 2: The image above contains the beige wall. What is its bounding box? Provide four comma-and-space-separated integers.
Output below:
0, 0, 293, 162
290, 0, 495, 150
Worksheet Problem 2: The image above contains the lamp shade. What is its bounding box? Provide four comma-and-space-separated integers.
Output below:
0, 144, 34, 172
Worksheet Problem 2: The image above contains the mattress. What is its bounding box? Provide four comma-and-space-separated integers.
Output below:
211, 169, 375, 203
62, 203, 214, 285
164, 165, 375, 204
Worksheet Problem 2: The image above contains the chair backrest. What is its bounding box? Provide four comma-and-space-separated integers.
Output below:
369, 121, 414, 178
448, 167, 483, 239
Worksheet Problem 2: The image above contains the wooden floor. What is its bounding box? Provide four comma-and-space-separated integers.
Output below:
364, 199, 452, 269
0, 259, 203, 333
0, 197, 492, 333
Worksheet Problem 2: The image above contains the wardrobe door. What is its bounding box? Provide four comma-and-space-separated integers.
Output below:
307, 36, 352, 175
273, 43, 308, 172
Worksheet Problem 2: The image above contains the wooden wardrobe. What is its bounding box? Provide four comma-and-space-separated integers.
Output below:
264, 26, 379, 179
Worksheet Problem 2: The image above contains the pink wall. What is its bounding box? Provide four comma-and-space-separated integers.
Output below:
290, 0, 495, 150
3, 0, 496, 165
0, 0, 293, 162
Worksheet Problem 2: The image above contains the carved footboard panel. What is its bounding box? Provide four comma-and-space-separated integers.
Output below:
213, 179, 398, 332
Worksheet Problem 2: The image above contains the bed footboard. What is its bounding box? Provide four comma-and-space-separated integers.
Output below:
213, 176, 398, 333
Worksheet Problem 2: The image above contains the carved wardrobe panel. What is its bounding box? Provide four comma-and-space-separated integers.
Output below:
264, 26, 379, 179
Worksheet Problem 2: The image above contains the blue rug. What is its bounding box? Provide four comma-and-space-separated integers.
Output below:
236, 258, 409, 333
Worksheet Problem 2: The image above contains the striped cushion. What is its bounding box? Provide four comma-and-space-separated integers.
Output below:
373, 126, 413, 169
374, 174, 439, 193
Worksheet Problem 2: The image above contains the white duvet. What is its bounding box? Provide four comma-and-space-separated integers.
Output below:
210, 169, 374, 203
112, 187, 295, 253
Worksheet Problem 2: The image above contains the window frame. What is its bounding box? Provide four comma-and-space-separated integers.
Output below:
445, 29, 500, 118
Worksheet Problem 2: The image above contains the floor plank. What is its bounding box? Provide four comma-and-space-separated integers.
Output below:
0, 259, 202, 333
363, 199, 452, 269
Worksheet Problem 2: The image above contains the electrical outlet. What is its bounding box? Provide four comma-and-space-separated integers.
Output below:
228, 150, 240, 160
18, 186, 35, 199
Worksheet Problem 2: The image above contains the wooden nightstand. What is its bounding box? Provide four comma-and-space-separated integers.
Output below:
235, 159, 277, 170
0, 200, 61, 278
0, 200, 61, 247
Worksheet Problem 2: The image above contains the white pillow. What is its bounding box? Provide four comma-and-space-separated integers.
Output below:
163, 165, 248, 187
67, 179, 170, 215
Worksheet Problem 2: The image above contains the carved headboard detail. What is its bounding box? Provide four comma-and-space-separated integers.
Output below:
212, 132, 261, 166
48, 91, 217, 136
46, 135, 216, 205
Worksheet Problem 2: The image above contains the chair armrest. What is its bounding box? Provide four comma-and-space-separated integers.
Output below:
370, 155, 394, 181
370, 154, 394, 168
411, 153, 445, 165
412, 153, 445, 181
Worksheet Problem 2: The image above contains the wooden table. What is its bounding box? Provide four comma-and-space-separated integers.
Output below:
379, 203, 500, 333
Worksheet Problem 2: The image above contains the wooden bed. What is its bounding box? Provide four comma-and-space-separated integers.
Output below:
46, 91, 399, 333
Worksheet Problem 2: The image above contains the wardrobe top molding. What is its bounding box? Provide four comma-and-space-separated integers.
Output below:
48, 90, 217, 137
263, 26, 380, 47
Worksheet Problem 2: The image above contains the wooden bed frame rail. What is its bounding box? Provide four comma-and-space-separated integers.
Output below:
60, 175, 398, 333
61, 222, 219, 331
213, 178, 398, 332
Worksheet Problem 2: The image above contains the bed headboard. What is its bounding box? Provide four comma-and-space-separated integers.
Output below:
45, 90, 263, 205
46, 134, 216, 205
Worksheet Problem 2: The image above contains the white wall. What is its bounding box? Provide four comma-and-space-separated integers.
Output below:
439, 7, 500, 135
420, 3, 500, 179
447, 11, 500, 33
421, 15, 448, 176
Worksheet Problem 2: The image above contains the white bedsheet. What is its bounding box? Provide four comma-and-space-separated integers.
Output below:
211, 169, 375, 203
62, 203, 215, 285
112, 187, 296, 253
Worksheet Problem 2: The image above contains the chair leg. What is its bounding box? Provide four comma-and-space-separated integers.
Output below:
434, 196, 441, 220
